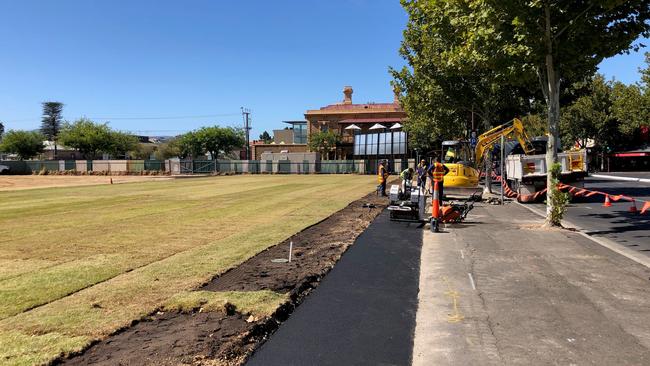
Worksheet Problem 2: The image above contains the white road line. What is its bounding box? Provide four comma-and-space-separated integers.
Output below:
584, 206, 592, 210
468, 273, 476, 290
460, 249, 465, 259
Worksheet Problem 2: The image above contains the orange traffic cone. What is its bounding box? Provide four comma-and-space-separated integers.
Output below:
629, 199, 638, 213
603, 195, 612, 207
431, 180, 440, 220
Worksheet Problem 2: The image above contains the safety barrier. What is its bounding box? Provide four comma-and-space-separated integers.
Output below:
500, 178, 650, 214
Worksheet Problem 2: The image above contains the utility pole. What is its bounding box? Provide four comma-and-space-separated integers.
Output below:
241, 107, 251, 160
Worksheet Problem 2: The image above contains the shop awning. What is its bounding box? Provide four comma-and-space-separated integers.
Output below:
344, 124, 361, 130
339, 117, 405, 124
369, 123, 386, 130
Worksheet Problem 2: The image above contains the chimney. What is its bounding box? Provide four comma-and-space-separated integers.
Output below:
343, 86, 353, 104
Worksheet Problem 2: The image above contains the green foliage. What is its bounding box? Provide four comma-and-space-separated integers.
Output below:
560, 70, 650, 150
0, 121, 5, 140
40, 102, 63, 142
611, 81, 647, 136
58, 119, 112, 159
547, 163, 569, 226
0, 130, 45, 159
259, 131, 272, 143
308, 130, 340, 159
196, 126, 245, 159
176, 126, 245, 159
58, 118, 137, 159
391, 1, 536, 150
109, 131, 138, 157
176, 131, 203, 159
153, 139, 181, 160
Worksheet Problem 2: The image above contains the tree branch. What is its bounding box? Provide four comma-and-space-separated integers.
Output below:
553, 3, 594, 41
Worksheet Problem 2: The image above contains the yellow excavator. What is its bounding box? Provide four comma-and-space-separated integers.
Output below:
442, 118, 534, 198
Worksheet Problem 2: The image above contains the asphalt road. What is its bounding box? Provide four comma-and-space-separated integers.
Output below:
533, 175, 650, 254
247, 211, 423, 366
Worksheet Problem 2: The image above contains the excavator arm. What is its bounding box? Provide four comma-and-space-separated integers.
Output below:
474, 118, 534, 168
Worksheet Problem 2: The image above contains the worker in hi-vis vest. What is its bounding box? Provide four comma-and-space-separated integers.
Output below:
427, 155, 450, 201
378, 160, 389, 196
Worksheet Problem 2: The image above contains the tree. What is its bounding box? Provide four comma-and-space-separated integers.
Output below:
58, 118, 137, 159
41, 102, 64, 159
398, 0, 650, 226
611, 81, 648, 137
392, 1, 538, 192
259, 131, 272, 143
109, 131, 138, 158
0, 121, 5, 140
560, 75, 617, 150
391, 3, 536, 143
195, 126, 245, 159
176, 131, 203, 159
0, 130, 45, 159
153, 139, 181, 160
58, 118, 112, 159
308, 130, 340, 159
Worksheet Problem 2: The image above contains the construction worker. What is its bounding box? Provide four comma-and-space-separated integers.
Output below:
428, 155, 450, 201
378, 160, 389, 196
416, 159, 428, 191
400, 167, 414, 192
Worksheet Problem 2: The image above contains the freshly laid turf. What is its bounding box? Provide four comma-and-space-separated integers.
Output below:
0, 175, 375, 366
163, 290, 288, 317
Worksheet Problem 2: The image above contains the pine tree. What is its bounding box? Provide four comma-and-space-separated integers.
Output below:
41, 102, 64, 159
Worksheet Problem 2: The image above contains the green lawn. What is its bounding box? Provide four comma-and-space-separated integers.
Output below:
0, 175, 375, 366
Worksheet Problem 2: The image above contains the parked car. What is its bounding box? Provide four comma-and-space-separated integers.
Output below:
0, 164, 10, 174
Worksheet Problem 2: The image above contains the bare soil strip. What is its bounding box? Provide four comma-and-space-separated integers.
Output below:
58, 192, 387, 366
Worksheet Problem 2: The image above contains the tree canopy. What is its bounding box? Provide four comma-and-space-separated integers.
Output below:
41, 102, 63, 142
176, 126, 245, 159
259, 131, 272, 143
58, 118, 138, 159
308, 130, 340, 159
0, 130, 45, 159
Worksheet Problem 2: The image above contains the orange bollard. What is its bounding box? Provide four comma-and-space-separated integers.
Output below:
603, 194, 612, 207
629, 199, 638, 213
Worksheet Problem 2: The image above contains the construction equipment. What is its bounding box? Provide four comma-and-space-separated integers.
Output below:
387, 180, 427, 222
430, 201, 476, 232
505, 148, 587, 202
442, 118, 534, 199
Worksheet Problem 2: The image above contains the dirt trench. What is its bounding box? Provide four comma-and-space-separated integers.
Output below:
57, 191, 387, 366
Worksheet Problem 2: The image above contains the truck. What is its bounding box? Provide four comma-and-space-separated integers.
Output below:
505, 150, 588, 202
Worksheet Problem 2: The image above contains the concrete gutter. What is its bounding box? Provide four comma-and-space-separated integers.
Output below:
591, 174, 650, 183
515, 202, 650, 269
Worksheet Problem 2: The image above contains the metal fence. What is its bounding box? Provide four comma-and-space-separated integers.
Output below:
1, 158, 414, 175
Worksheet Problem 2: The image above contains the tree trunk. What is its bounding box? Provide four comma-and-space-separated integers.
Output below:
544, 4, 561, 226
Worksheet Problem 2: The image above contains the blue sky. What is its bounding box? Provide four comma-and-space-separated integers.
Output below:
0, 1, 647, 138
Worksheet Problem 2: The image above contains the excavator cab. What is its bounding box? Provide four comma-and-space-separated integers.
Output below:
442, 140, 473, 165
441, 140, 480, 199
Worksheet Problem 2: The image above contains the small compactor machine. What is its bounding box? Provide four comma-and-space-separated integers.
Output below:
387, 181, 427, 222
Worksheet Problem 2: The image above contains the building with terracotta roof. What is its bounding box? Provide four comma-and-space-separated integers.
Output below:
304, 86, 408, 160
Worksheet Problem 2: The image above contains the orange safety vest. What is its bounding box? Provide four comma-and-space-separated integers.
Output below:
432, 162, 445, 182
378, 165, 388, 183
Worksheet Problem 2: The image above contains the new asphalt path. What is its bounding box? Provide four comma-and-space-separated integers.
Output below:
247, 211, 423, 366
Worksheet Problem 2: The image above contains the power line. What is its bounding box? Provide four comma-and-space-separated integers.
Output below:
3, 112, 241, 123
